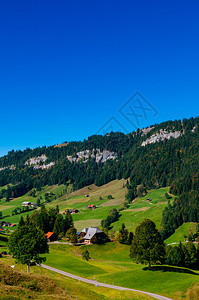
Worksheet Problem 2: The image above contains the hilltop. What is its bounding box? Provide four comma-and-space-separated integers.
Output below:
0, 116, 198, 190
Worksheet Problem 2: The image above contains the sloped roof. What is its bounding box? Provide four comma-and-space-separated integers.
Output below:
83, 227, 103, 240
45, 232, 54, 239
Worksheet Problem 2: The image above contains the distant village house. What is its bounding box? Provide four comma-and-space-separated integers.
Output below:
69, 209, 79, 214
22, 201, 37, 208
22, 201, 31, 207
45, 232, 57, 242
87, 205, 96, 209
2, 221, 15, 227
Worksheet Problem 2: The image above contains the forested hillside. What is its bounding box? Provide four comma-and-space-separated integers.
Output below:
0, 116, 198, 239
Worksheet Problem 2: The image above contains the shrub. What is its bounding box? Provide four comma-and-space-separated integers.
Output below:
82, 250, 90, 261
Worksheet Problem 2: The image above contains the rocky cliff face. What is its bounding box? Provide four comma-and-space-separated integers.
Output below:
141, 129, 181, 146
25, 155, 55, 169
67, 149, 116, 163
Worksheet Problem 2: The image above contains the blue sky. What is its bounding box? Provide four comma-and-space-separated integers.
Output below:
0, 0, 199, 157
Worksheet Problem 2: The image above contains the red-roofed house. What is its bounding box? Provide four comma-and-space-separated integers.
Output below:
45, 232, 57, 242
87, 205, 96, 209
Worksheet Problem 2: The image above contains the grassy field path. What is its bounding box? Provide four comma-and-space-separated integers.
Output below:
40, 263, 173, 300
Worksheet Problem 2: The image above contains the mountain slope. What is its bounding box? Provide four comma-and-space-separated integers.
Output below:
0, 116, 198, 240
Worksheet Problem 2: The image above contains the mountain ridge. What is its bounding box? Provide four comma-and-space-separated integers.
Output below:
0, 116, 198, 240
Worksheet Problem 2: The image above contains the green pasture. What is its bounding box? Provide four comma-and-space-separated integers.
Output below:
44, 243, 199, 299
1, 233, 199, 299
97, 266, 199, 298
166, 222, 197, 245
112, 202, 168, 232
74, 219, 102, 231
0, 182, 175, 234
0, 256, 154, 300
0, 184, 66, 223
50, 242, 131, 263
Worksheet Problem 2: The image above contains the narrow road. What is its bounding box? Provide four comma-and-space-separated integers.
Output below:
40, 264, 173, 300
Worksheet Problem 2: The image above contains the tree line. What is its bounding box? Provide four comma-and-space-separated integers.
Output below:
0, 117, 198, 197
129, 219, 199, 270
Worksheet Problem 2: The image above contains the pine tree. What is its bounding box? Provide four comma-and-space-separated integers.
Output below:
18, 216, 25, 227
53, 214, 64, 236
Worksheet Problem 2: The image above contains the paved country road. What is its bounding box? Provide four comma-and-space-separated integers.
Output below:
40, 264, 173, 300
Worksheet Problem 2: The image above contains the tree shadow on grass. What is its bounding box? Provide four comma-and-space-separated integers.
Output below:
142, 265, 199, 275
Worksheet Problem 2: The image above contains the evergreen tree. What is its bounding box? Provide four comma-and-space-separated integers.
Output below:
18, 216, 25, 227
36, 206, 49, 233
82, 250, 90, 261
36, 198, 41, 207
48, 208, 59, 232
117, 223, 133, 245
53, 213, 64, 236
165, 242, 199, 269
64, 209, 74, 232
66, 227, 77, 243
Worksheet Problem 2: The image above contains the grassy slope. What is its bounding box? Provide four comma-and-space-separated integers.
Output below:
0, 185, 66, 224
41, 243, 199, 299
0, 180, 174, 233
112, 187, 171, 232
0, 261, 67, 299
0, 257, 153, 300
0, 180, 127, 228
1, 241, 199, 299
166, 223, 197, 244
0, 179, 195, 241
45, 183, 171, 231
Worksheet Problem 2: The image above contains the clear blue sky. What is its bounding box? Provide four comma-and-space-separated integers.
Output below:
0, 0, 199, 157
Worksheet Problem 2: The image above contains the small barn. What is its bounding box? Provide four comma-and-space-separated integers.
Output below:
22, 201, 31, 207
87, 205, 96, 209
2, 222, 11, 227
69, 209, 79, 214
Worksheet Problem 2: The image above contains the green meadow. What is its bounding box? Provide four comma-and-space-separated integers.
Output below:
1, 178, 199, 300
0, 180, 180, 236
0, 257, 153, 300
39, 242, 199, 299
166, 222, 198, 245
